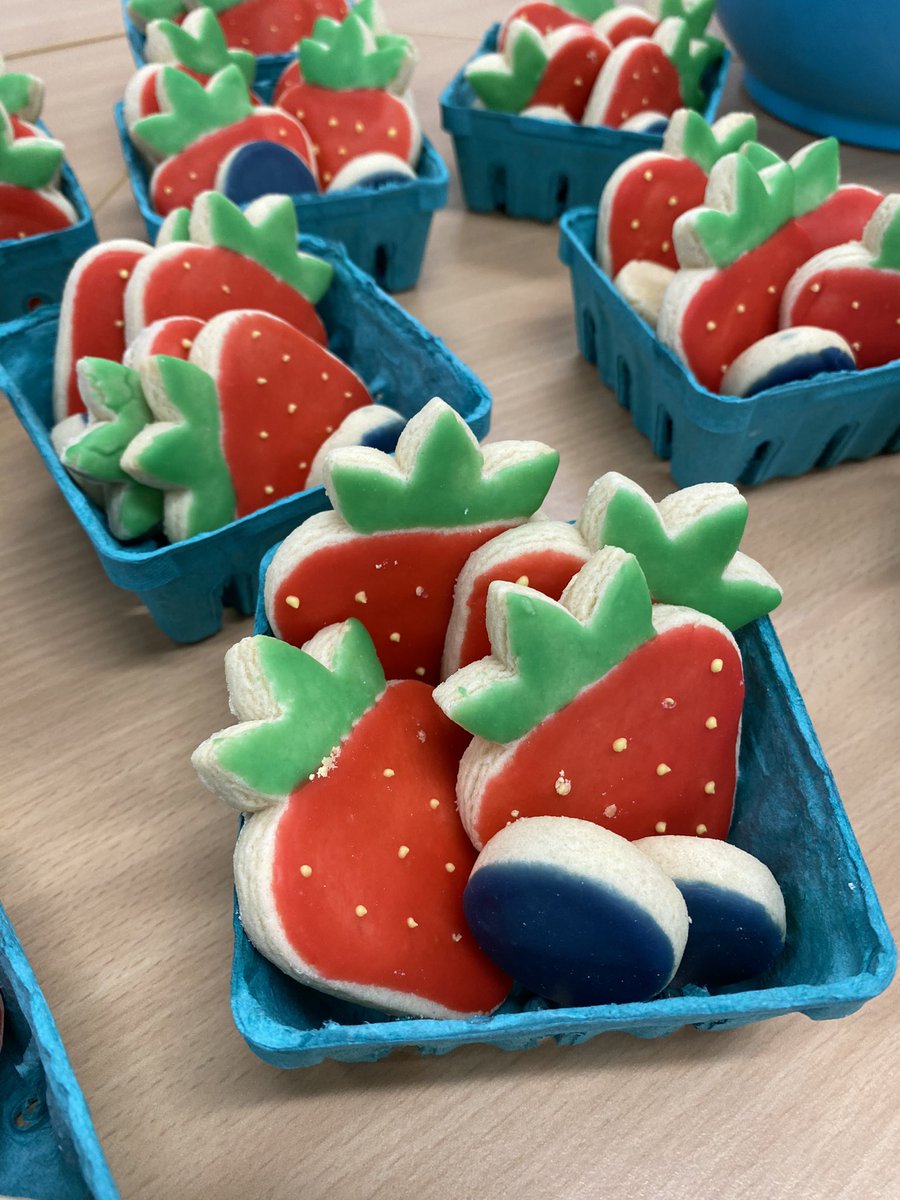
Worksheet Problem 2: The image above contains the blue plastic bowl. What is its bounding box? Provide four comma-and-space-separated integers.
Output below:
114, 103, 448, 293
226, 548, 895, 1068
440, 24, 730, 223
559, 207, 900, 486
0, 236, 492, 643
0, 903, 119, 1199
0, 150, 97, 327
717, 0, 900, 151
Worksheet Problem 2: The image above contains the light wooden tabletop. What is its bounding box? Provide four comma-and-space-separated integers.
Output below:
2, 3, 898, 1198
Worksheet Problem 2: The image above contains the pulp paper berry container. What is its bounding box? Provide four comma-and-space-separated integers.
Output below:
226, 561, 895, 1069
122, 0, 288, 102
559, 207, 900, 486
439, 25, 730, 223
0, 157, 97, 326
0, 236, 491, 643
114, 103, 448, 293
0, 903, 119, 1199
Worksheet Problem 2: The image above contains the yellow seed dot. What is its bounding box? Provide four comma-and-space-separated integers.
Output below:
706, 320, 717, 332
407, 917, 418, 928
696, 824, 708, 836
180, 337, 192, 349
264, 485, 274, 496
661, 240, 671, 252
655, 821, 667, 834
643, 169, 654, 181
632, 72, 640, 81
657, 763, 671, 776
338, 146, 347, 157
555, 776, 572, 797
705, 781, 716, 795
285, 595, 300, 609
667, 195, 678, 206
444, 863, 456, 873
354, 590, 367, 604
736, 303, 747, 313
398, 845, 410, 859
163, 186, 173, 195
630, 218, 640, 230
851, 300, 860, 310
355, 120, 365, 133
705, 716, 718, 730
115, 319, 125, 329
298, 461, 308, 471
767, 284, 777, 294
282, 353, 291, 363
287, 403, 297, 414
515, 575, 529, 586
662, 697, 676, 709
452, 933, 462, 942
257, 377, 267, 386
295, 109, 305, 120
323, 172, 332, 183
612, 737, 627, 753
300, 864, 312, 878
118, 268, 130, 280
810, 282, 821, 293
389, 632, 401, 642
221, 284, 231, 294
710, 658, 723, 673
383, 768, 395, 778
182, 261, 192, 270
259, 430, 269, 439
429, 798, 440, 810
251, 330, 262, 339
415, 667, 426, 677
415, 586, 425, 596
355, 905, 367, 917
852, 341, 862, 351
188, 170, 198, 181
324, 425, 334, 434
321, 371, 329, 382
387, 127, 398, 138
328, 116, 339, 127
511, 809, 520, 818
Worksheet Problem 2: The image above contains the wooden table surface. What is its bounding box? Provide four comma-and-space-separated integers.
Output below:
2, 4, 898, 1197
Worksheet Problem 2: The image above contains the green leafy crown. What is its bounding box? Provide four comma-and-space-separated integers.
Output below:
0, 103, 63, 189
132, 64, 252, 159
192, 622, 386, 810
299, 10, 412, 92
147, 9, 255, 86
659, 0, 716, 39
434, 548, 656, 744
578, 473, 782, 630
464, 22, 548, 114
325, 398, 559, 535
0, 70, 43, 121
657, 16, 724, 111
668, 109, 757, 173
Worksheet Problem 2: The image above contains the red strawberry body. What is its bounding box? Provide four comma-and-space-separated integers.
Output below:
277, 82, 415, 187
604, 152, 707, 275
269, 524, 517, 682
9, 116, 41, 139
54, 241, 151, 420
125, 241, 327, 346
462, 621, 743, 849
149, 111, 314, 213
194, 310, 370, 508
497, 3, 591, 50
675, 186, 883, 391
216, 0, 348, 56
584, 38, 682, 129
529, 29, 611, 121
0, 183, 75, 241
784, 262, 900, 370
257, 679, 510, 1016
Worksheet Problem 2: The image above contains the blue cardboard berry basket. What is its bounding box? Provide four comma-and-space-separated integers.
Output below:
559, 207, 900, 485
0, 903, 119, 1199
0, 155, 97, 327
226, 563, 895, 1069
439, 24, 730, 223
0, 235, 491, 643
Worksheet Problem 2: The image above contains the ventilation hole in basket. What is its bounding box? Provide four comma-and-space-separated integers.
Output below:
616, 357, 632, 411
490, 165, 508, 212
653, 407, 673, 458
739, 440, 778, 485
372, 244, 390, 288
815, 424, 858, 469
883, 423, 900, 453
581, 309, 597, 364
555, 175, 570, 215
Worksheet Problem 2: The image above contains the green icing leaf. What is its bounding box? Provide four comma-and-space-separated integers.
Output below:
198, 193, 333, 303
871, 198, 900, 270
791, 137, 839, 218
465, 23, 548, 113
678, 110, 757, 172
739, 141, 782, 171
0, 72, 41, 119
0, 106, 63, 189
132, 64, 252, 159
582, 475, 782, 630
157, 206, 191, 245
327, 400, 558, 534
107, 480, 164, 541
125, 356, 235, 540
192, 0, 242, 12
692, 153, 795, 267
435, 550, 656, 744
661, 18, 723, 110
205, 623, 386, 803
150, 11, 255, 86
559, 1, 615, 18
660, 0, 716, 39
128, 0, 187, 22
64, 360, 152, 484
300, 12, 410, 91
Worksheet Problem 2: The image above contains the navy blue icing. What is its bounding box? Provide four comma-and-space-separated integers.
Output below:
670, 880, 784, 989
744, 346, 856, 397
360, 412, 405, 453
219, 142, 319, 206
463, 862, 678, 1007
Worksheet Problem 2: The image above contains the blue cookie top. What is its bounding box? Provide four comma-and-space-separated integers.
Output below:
670, 880, 786, 988
218, 142, 319, 207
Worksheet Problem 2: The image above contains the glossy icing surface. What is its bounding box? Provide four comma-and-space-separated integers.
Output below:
670, 880, 785, 989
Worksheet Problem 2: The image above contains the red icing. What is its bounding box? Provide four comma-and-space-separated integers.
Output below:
134, 243, 327, 345
60, 244, 151, 417
456, 547, 589, 670
786, 265, 900, 370
149, 111, 314, 214
681, 187, 884, 391
211, 312, 370, 510
497, 3, 590, 49
602, 11, 658, 45
138, 315, 205, 358
277, 83, 414, 186
217, 0, 348, 56
269, 679, 510, 1015
594, 41, 681, 128
471, 623, 743, 847
0, 184, 74, 241
9, 116, 41, 139
531, 30, 611, 121
607, 153, 707, 275
273, 524, 516, 682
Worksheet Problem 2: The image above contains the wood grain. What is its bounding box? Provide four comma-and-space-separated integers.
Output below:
1, 4, 898, 1199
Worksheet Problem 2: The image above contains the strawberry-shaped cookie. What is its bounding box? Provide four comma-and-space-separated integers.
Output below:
433, 548, 743, 849
0, 55, 44, 123
121, 308, 371, 541
124, 8, 257, 128
186, 0, 349, 56
781, 195, 900, 371
465, 20, 612, 122
124, 192, 331, 346
659, 142, 883, 391
132, 65, 316, 213
265, 398, 559, 683
192, 622, 511, 1018
0, 104, 76, 243
597, 110, 757, 277
497, 3, 595, 50
276, 10, 420, 190
583, 17, 722, 128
